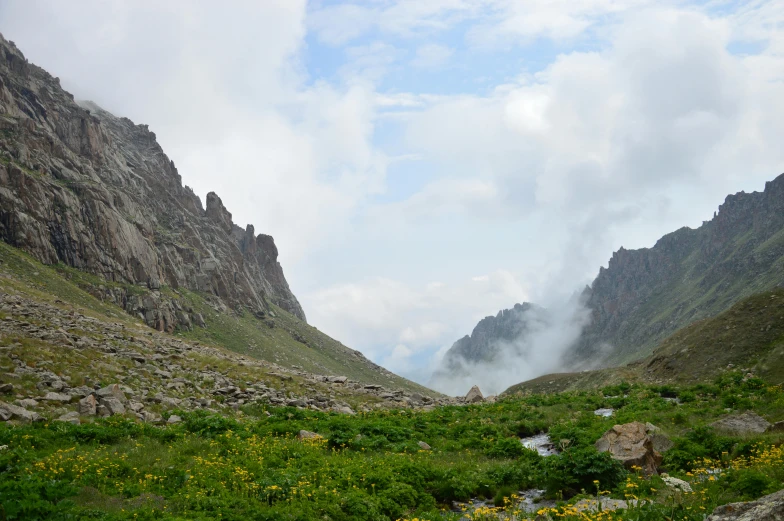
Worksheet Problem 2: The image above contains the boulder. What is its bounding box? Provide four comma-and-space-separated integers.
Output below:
327, 376, 348, 384
595, 422, 662, 474
706, 488, 784, 521
572, 498, 630, 513
79, 395, 97, 416
418, 441, 431, 450
297, 430, 322, 441
465, 385, 484, 403
18, 398, 38, 408
0, 383, 13, 394
333, 406, 355, 415
0, 401, 43, 424
43, 392, 72, 403
56, 411, 81, 425
167, 415, 182, 424
95, 384, 127, 404
100, 397, 126, 415
711, 411, 771, 435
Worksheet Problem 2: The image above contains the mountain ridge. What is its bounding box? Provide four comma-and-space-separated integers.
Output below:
0, 33, 304, 332
434, 172, 784, 388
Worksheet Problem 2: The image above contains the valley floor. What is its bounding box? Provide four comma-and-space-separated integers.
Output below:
1, 375, 783, 520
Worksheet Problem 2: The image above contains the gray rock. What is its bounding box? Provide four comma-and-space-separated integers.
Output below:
572, 498, 631, 513
418, 441, 431, 450
0, 383, 13, 394
56, 411, 81, 425
79, 395, 97, 416
297, 430, 322, 441
100, 397, 126, 415
594, 408, 614, 417
465, 385, 484, 403
128, 401, 145, 413
160, 397, 182, 408
167, 415, 182, 424
141, 411, 163, 423
18, 398, 38, 408
327, 376, 348, 384
43, 392, 72, 403
706, 488, 784, 521
95, 384, 127, 404
333, 406, 355, 415
711, 411, 771, 435
0, 401, 43, 423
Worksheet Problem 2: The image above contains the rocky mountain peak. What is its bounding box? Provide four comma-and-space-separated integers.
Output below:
0, 32, 306, 329
573, 172, 784, 366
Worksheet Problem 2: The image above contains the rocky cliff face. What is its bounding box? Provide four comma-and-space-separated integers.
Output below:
0, 34, 305, 331
430, 303, 549, 387
440, 303, 543, 367
435, 173, 784, 381
574, 173, 784, 366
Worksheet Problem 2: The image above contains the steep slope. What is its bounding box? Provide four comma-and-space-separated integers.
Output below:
574, 173, 784, 366
504, 287, 784, 394
0, 33, 303, 332
0, 34, 439, 394
437, 173, 784, 382
0, 216, 440, 397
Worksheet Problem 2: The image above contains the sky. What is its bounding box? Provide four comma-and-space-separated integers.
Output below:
1, 0, 783, 388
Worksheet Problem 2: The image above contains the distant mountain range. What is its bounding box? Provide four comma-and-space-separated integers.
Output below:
433, 172, 784, 388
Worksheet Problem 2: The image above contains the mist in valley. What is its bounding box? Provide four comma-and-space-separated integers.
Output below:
428, 294, 591, 396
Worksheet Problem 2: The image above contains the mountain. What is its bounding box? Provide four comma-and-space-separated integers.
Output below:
0, 33, 303, 331
434, 172, 784, 387
0, 34, 436, 394
504, 286, 784, 394
429, 303, 557, 393
573, 173, 784, 366
438, 303, 544, 366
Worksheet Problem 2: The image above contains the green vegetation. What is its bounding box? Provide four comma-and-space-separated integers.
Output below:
2, 376, 783, 520
506, 288, 784, 395
0, 241, 436, 396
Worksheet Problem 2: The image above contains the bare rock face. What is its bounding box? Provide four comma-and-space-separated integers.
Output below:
595, 422, 662, 474
297, 430, 322, 441
0, 34, 305, 330
465, 385, 484, 403
573, 172, 784, 366
706, 488, 784, 521
711, 411, 772, 435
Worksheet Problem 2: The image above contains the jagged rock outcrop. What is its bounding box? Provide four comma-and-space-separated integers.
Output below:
573, 174, 784, 365
433, 303, 547, 374
0, 34, 305, 330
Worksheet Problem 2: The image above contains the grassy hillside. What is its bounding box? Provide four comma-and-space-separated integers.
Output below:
506, 288, 784, 395
0, 240, 437, 396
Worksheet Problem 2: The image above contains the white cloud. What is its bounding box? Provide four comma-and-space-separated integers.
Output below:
303, 270, 530, 364
411, 43, 454, 68
0, 0, 388, 264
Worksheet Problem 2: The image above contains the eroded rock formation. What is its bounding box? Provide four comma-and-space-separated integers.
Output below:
0, 34, 304, 330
